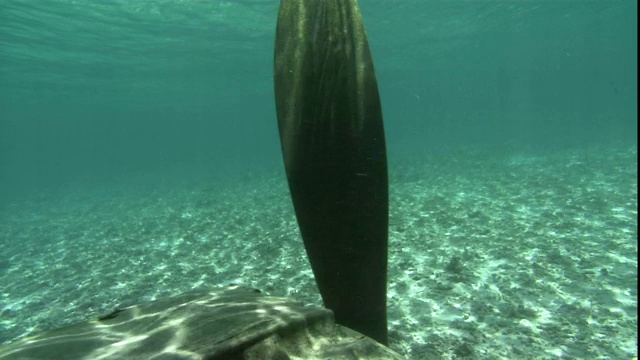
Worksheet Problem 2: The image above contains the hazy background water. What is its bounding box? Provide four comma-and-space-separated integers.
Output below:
0, 0, 636, 204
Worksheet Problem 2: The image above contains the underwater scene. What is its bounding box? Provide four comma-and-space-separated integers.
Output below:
0, 1, 637, 359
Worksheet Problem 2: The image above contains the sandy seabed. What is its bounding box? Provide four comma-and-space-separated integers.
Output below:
0, 145, 636, 359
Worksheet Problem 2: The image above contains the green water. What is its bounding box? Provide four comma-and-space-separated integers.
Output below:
0, 0, 636, 201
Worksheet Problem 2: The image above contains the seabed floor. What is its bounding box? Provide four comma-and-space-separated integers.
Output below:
0, 145, 637, 359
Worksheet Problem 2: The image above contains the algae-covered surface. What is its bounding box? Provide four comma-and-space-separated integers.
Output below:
0, 145, 636, 359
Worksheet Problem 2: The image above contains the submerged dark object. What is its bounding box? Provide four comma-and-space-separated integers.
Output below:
274, 0, 389, 346
0, 286, 403, 359
0, 0, 395, 358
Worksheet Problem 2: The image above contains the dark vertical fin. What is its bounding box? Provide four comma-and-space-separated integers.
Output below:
274, 0, 389, 345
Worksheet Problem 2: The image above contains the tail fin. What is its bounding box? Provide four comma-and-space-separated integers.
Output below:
274, 0, 389, 345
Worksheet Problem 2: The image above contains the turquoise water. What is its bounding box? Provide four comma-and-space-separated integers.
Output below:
0, 1, 637, 359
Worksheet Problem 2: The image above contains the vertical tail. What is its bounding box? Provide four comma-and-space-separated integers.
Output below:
274, 0, 389, 345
